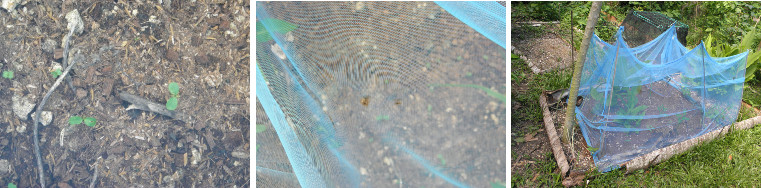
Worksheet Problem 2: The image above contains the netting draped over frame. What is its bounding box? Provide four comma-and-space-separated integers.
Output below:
256, 1, 506, 187
576, 25, 748, 172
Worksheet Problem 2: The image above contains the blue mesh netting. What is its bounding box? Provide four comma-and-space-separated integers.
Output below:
576, 25, 748, 172
256, 1, 506, 187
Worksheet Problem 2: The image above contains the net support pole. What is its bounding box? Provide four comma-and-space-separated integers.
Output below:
562, 1, 603, 144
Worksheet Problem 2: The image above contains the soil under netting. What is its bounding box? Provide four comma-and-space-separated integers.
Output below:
0, 1, 249, 187
578, 78, 740, 172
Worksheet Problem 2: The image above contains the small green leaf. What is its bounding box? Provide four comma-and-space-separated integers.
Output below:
514, 137, 525, 143
8, 183, 17, 188
168, 82, 179, 96
256, 124, 267, 133
482, 55, 489, 60
51, 69, 62, 78
587, 147, 599, 153
166, 97, 178, 111
69, 116, 83, 125
2, 70, 13, 79
375, 115, 389, 121
437, 154, 446, 166
84, 117, 97, 127
256, 19, 299, 43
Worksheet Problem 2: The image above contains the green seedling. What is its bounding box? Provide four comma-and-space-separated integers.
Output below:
429, 84, 506, 103
84, 117, 97, 127
375, 115, 389, 121
8, 183, 17, 188
166, 82, 180, 111
51, 68, 62, 78
437, 154, 446, 166
69, 116, 83, 124
2, 70, 13, 79
166, 97, 178, 111
256, 124, 267, 133
69, 116, 97, 127
483, 55, 489, 60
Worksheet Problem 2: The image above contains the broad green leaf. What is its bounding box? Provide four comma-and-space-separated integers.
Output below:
69, 116, 83, 125
256, 124, 267, 133
168, 82, 179, 96
166, 97, 178, 111
8, 183, 17, 188
84, 117, 97, 127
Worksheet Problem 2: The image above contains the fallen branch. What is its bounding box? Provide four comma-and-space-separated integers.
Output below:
539, 94, 570, 176
622, 115, 761, 173
32, 29, 77, 188
118, 92, 192, 123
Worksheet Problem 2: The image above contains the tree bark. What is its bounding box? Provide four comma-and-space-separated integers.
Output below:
539, 94, 570, 176
562, 2, 603, 144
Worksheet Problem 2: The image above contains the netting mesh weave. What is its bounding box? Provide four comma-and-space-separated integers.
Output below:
576, 25, 747, 172
256, 1, 506, 187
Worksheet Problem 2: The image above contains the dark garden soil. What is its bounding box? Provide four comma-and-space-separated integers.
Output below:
0, 1, 249, 187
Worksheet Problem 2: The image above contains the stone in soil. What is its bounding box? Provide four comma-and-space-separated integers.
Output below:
11, 92, 35, 120
30, 111, 53, 126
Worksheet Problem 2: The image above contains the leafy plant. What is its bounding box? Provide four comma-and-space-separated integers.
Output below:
8, 183, 17, 188
613, 86, 648, 132
69, 116, 97, 127
705, 25, 761, 83
51, 68, 62, 78
166, 82, 180, 111
2, 70, 13, 79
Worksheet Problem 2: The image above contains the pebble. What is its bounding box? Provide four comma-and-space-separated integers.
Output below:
360, 167, 367, 175
11, 93, 35, 120
65, 9, 84, 34
383, 157, 393, 166
0, 159, 10, 175
191, 148, 202, 166
231, 151, 248, 159
30, 111, 53, 126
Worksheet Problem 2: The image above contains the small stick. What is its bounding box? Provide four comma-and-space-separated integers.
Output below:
33, 29, 77, 188
118, 92, 192, 123
89, 159, 99, 188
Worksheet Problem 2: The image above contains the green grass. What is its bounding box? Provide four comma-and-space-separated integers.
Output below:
511, 55, 761, 187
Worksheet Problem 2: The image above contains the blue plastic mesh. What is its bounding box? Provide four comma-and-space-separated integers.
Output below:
256, 1, 506, 187
576, 25, 748, 172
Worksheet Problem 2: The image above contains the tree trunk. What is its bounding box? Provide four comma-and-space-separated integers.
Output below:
562, 2, 603, 144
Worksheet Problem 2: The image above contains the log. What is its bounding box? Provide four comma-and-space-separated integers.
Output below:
539, 94, 571, 176
622, 115, 761, 173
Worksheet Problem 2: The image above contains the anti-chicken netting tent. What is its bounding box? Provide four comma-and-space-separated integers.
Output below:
256, 1, 506, 187
576, 25, 748, 172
